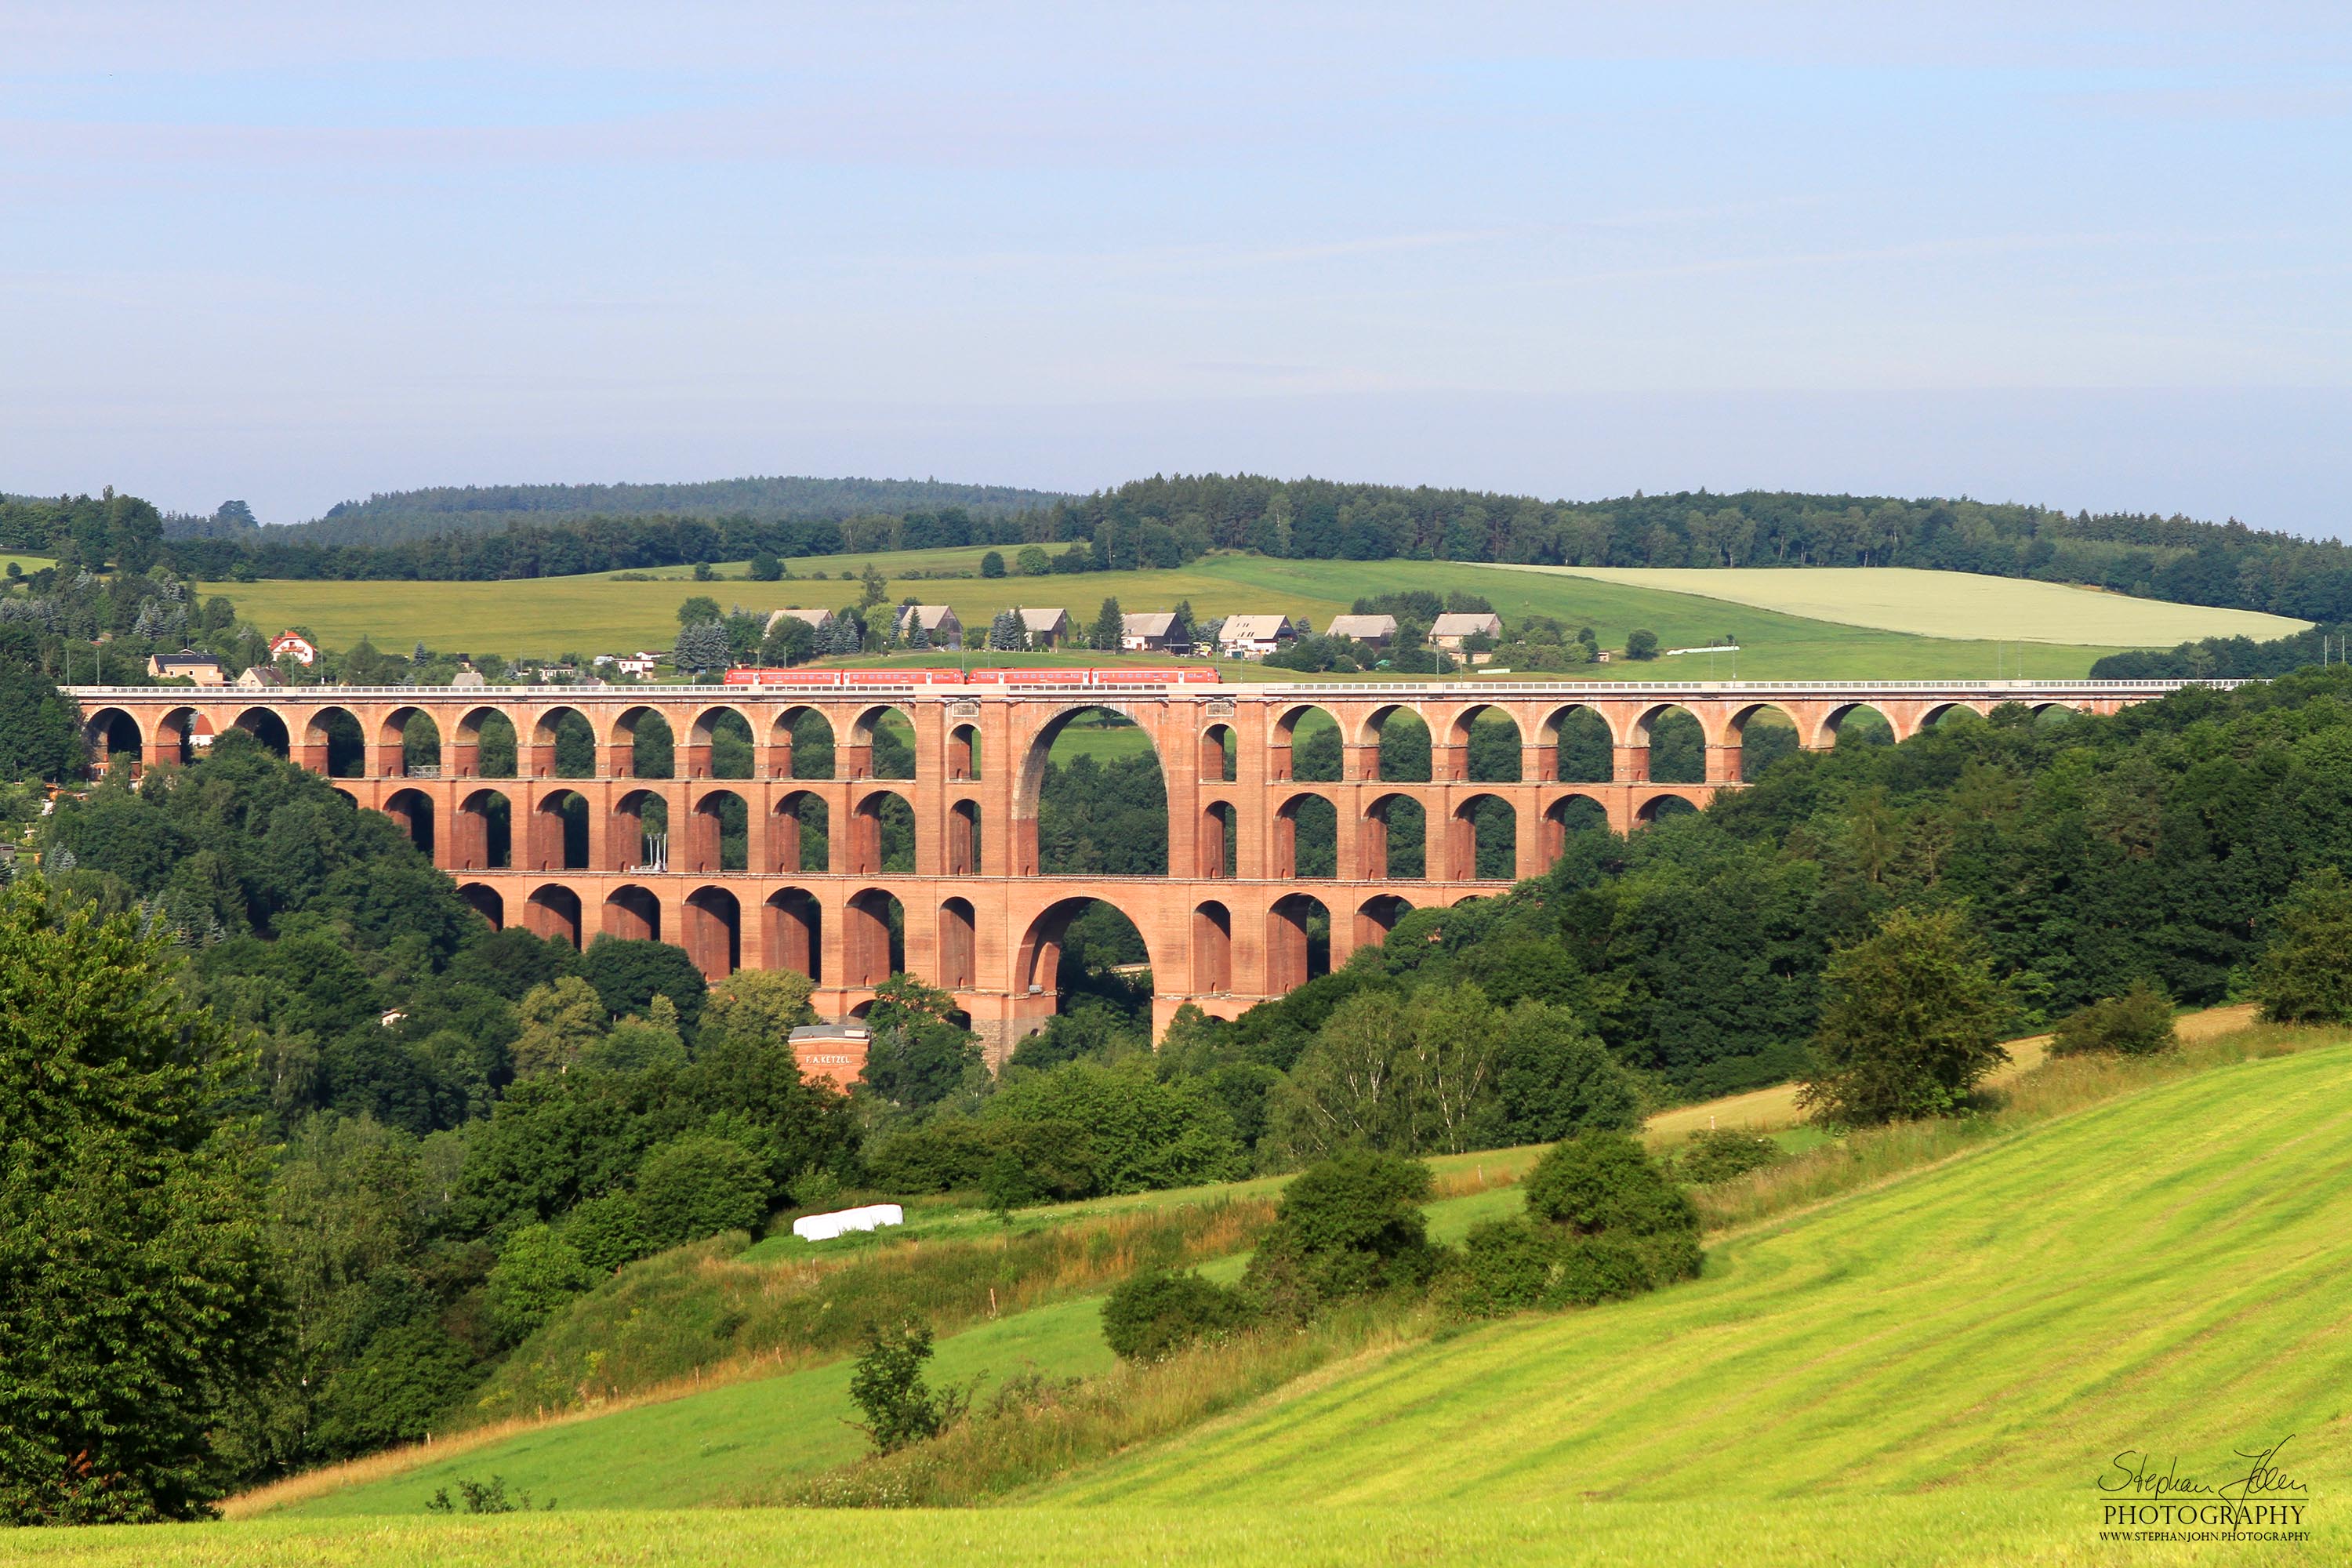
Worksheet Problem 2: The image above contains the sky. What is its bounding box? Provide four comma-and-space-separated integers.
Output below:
2, 2, 2347, 532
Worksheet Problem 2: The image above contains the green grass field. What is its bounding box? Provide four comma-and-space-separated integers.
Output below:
12, 1047, 2344, 1563
200, 553, 2154, 677
1496, 564, 2310, 646
1055, 1042, 2352, 1509
283, 1293, 1118, 1517
21, 1494, 2296, 1568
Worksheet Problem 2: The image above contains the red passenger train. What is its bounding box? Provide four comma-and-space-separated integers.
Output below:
723, 665, 1221, 688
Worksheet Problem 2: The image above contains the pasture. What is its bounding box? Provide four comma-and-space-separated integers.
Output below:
19, 1033, 2343, 1564
1494, 563, 2309, 646
9, 1029, 2343, 1568
200, 552, 2153, 678
16, 1494, 2288, 1568
1057, 1040, 2352, 1511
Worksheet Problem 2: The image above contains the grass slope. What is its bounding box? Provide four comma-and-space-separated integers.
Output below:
1052, 1040, 2352, 1508
1490, 564, 2310, 646
199, 554, 2136, 677
249, 1181, 1519, 1520
281, 1294, 1116, 1516
20, 1051, 2344, 1563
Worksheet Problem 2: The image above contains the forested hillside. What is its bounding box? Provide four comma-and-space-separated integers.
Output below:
216, 477, 1073, 546
28, 735, 858, 1490
2089, 621, 2352, 679
0, 490, 163, 572
144, 471, 2352, 624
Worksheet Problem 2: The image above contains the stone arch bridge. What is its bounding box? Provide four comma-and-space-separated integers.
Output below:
67, 677, 2210, 1056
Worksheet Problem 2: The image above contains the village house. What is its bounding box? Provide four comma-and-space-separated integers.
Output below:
764, 607, 834, 633
894, 604, 964, 649
269, 630, 319, 666
147, 650, 226, 684
1217, 613, 1294, 659
593, 650, 664, 677
234, 665, 283, 689
1018, 607, 1069, 648
1428, 610, 1504, 655
1325, 613, 1398, 648
1120, 612, 1190, 653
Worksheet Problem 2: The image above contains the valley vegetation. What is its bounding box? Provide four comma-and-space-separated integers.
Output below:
15, 630, 2352, 1520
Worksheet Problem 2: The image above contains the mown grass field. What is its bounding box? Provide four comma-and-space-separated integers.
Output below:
13, 1038, 2344, 1563
198, 553, 2150, 677
234, 1172, 1522, 1521
278, 1293, 1117, 1517
20, 1493, 2301, 1568
1054, 1040, 2352, 1512
1501, 563, 2310, 646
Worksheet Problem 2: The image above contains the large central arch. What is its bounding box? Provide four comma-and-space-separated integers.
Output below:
1013, 704, 1170, 878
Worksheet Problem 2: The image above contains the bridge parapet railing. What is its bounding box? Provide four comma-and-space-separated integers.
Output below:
62, 677, 2245, 701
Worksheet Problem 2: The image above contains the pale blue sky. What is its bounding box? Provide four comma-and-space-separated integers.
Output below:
3, 3, 2347, 530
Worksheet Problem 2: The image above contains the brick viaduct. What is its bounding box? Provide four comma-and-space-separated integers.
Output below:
67, 678, 2201, 1057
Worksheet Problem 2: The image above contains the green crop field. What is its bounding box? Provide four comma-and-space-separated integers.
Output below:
1056, 1043, 2352, 1512
18, 1494, 2283, 1568
280, 1293, 1119, 1516
1493, 563, 2310, 646
196, 552, 2163, 678
13, 1048, 2345, 1564
238, 1184, 1501, 1521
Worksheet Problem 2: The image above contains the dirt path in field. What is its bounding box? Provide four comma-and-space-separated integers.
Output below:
1642, 1003, 2260, 1138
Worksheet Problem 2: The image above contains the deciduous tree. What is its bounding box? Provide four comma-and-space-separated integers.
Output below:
1798, 906, 2009, 1124
0, 879, 278, 1523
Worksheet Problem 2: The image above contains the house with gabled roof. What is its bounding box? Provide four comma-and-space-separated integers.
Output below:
1018, 608, 1069, 648
1217, 613, 1293, 659
893, 604, 964, 649
1326, 613, 1398, 647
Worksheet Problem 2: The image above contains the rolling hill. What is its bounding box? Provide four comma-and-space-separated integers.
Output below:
1057, 1041, 2352, 1511
199, 551, 2163, 678
252, 477, 1073, 546
24, 1024, 2343, 1566
1490, 563, 2312, 646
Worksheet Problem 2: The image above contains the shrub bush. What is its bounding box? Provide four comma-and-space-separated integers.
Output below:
1668, 1127, 1788, 1185
864, 1116, 1097, 1200
561, 1192, 649, 1273
1550, 1232, 1690, 1306
1523, 1133, 1699, 1240
1477, 1000, 1641, 1145
1243, 1150, 1438, 1319
1440, 1218, 1557, 1318
1425, 1131, 1708, 1316
485, 1224, 594, 1346
310, 1319, 481, 1456
1101, 1269, 1254, 1360
848, 1316, 971, 1455
635, 1134, 771, 1247
2254, 868, 2352, 1025
984, 1060, 1247, 1195
2050, 979, 2178, 1057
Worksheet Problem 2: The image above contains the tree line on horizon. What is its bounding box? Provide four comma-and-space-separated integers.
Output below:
82, 473, 2352, 626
